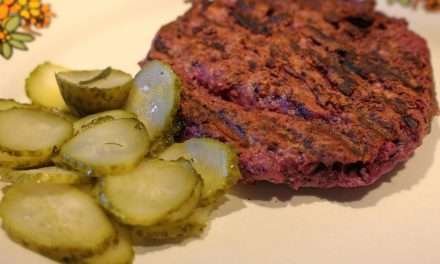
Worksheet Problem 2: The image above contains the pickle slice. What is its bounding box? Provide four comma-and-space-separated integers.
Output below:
0, 166, 90, 185
1, 185, 10, 195
0, 108, 73, 157
0, 183, 116, 261
0, 99, 26, 111
163, 180, 202, 224
74, 110, 136, 134
55, 118, 150, 177
25, 62, 70, 111
0, 151, 51, 169
150, 133, 175, 156
81, 226, 134, 264
131, 205, 214, 242
0, 99, 77, 127
56, 68, 133, 116
159, 138, 241, 204
0, 99, 77, 123
125, 60, 181, 140
76, 184, 98, 197
98, 159, 200, 227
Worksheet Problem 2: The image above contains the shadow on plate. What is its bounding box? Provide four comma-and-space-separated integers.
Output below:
135, 196, 247, 255
231, 119, 440, 209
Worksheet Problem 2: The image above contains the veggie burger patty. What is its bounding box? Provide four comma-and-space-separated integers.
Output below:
145, 0, 438, 189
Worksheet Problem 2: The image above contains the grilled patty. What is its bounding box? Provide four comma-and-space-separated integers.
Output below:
146, 0, 438, 189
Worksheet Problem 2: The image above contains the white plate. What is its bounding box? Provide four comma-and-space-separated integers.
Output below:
0, 1, 439, 263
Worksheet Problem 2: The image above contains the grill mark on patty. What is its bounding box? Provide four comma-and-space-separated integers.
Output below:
284, 41, 389, 149
403, 115, 419, 130
185, 92, 284, 152
289, 41, 357, 98
297, 26, 421, 139
254, 117, 344, 164
232, 0, 272, 35
358, 113, 395, 141
308, 122, 365, 157
304, 26, 422, 93
217, 109, 250, 146
178, 22, 331, 124
245, 22, 402, 146
147, 0, 435, 188
182, 92, 309, 154
185, 88, 368, 161
266, 89, 370, 157
182, 93, 255, 148
341, 51, 422, 92
181, 11, 328, 125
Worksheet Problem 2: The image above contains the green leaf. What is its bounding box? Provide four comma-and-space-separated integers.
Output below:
4, 16, 21, 33
8, 40, 28, 51
1, 42, 13, 60
10, 32, 34, 42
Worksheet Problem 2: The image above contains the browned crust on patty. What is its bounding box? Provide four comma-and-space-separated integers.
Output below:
146, 0, 438, 189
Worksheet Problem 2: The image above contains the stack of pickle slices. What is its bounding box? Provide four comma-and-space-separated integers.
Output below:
0, 60, 241, 263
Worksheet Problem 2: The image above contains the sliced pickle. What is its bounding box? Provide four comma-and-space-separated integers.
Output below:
131, 205, 214, 242
81, 226, 134, 264
0, 100, 78, 130
163, 180, 202, 224
150, 133, 175, 156
159, 138, 241, 204
98, 159, 200, 227
25, 62, 70, 111
49, 107, 79, 123
0, 108, 73, 157
0, 166, 90, 185
0, 99, 26, 111
149, 118, 183, 155
55, 118, 150, 177
0, 151, 51, 169
56, 67, 133, 116
1, 185, 10, 195
159, 143, 186, 160
125, 60, 181, 140
76, 184, 98, 197
0, 183, 116, 262
74, 110, 136, 134
0, 99, 77, 123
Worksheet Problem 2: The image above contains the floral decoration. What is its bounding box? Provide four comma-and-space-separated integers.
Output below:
388, 0, 440, 11
0, 0, 54, 60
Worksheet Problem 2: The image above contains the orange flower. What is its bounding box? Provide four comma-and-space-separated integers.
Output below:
8, 0, 53, 28
32, 3, 52, 28
0, 0, 16, 21
0, 31, 7, 41
0, 0, 53, 60
0, 5, 9, 20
